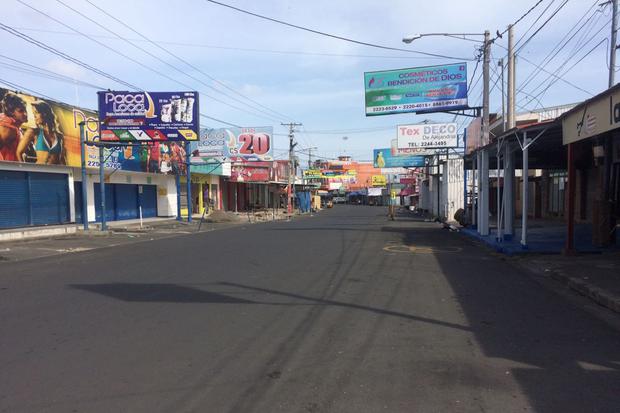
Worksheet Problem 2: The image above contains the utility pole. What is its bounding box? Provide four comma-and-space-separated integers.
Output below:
282, 122, 302, 215
307, 146, 318, 169
610, 0, 618, 87
499, 58, 506, 133
507, 24, 516, 129
478, 29, 491, 236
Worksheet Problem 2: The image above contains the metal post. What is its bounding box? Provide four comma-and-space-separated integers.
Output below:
499, 58, 506, 133
565, 143, 576, 254
504, 143, 514, 239
610, 0, 618, 87
175, 172, 181, 221
482, 30, 490, 147
185, 142, 192, 222
496, 142, 502, 241
99, 144, 107, 231
79, 122, 88, 230
521, 132, 529, 248
507, 25, 516, 129
480, 149, 489, 236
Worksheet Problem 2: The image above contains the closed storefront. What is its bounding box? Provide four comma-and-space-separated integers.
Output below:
0, 170, 70, 229
93, 183, 157, 222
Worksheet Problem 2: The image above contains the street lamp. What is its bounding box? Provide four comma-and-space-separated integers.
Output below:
401, 31, 491, 147
402, 30, 492, 235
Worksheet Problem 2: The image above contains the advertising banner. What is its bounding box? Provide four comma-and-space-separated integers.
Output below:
371, 175, 387, 187
229, 161, 271, 182
98, 91, 199, 141
364, 63, 467, 116
562, 87, 620, 145
190, 126, 273, 163
373, 148, 425, 168
397, 123, 458, 149
303, 169, 322, 179
0, 88, 189, 174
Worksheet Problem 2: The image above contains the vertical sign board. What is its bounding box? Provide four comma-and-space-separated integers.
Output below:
97, 91, 199, 141
364, 63, 468, 116
397, 123, 458, 149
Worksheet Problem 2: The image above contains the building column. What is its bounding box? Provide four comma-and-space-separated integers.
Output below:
476, 151, 482, 229
565, 143, 576, 254
480, 149, 490, 236
521, 132, 529, 248
503, 143, 515, 239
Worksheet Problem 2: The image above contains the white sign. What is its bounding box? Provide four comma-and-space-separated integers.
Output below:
390, 139, 436, 156
397, 123, 458, 149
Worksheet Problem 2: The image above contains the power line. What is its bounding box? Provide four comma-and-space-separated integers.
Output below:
516, 1, 601, 94
0, 22, 243, 128
0, 22, 141, 90
84, 0, 293, 122
36, 0, 283, 123
495, 0, 545, 40
514, 0, 557, 48
13, 27, 453, 61
202, 0, 476, 61
515, 0, 570, 54
0, 77, 56, 100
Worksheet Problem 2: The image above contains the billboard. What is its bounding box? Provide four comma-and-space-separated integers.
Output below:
303, 169, 322, 179
0, 88, 189, 174
230, 161, 271, 182
397, 123, 458, 149
364, 63, 467, 116
190, 127, 273, 163
373, 148, 425, 168
98, 91, 199, 141
371, 175, 387, 187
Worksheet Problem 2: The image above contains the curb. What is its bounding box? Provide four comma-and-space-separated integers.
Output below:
548, 269, 620, 314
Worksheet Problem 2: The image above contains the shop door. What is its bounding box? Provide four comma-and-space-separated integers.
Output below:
0, 170, 29, 228
139, 185, 157, 218
114, 184, 139, 220
94, 183, 116, 222
0, 170, 69, 229
29, 172, 70, 225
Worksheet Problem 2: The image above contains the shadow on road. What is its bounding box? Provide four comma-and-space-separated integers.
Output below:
392, 222, 620, 412
69, 283, 256, 304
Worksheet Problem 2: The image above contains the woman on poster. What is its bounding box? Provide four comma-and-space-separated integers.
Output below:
17, 100, 65, 164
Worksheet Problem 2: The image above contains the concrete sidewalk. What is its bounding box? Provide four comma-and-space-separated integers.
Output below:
516, 252, 620, 314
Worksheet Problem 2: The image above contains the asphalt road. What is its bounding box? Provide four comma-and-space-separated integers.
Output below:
1, 206, 619, 413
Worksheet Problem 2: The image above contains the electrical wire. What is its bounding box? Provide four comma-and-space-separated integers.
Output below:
0, 77, 56, 100
202, 0, 476, 61
0, 22, 141, 90
515, 0, 570, 54
20, 0, 283, 124
13, 27, 451, 61
496, 0, 545, 39
514, 0, 557, 49
84, 0, 293, 122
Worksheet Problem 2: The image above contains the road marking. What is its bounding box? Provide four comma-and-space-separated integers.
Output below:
383, 244, 462, 254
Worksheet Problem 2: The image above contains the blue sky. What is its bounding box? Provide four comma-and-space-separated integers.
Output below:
0, 0, 612, 161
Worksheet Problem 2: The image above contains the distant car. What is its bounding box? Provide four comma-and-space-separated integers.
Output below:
332, 196, 346, 204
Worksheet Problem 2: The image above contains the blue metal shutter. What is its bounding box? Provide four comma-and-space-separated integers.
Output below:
139, 185, 157, 218
114, 184, 139, 220
29, 172, 70, 225
94, 183, 116, 222
0, 170, 29, 228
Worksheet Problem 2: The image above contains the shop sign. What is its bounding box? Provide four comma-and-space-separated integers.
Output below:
98, 91, 199, 141
364, 63, 468, 116
397, 123, 458, 149
562, 87, 620, 144
303, 169, 322, 179
371, 175, 387, 187
230, 161, 271, 182
391, 139, 435, 156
